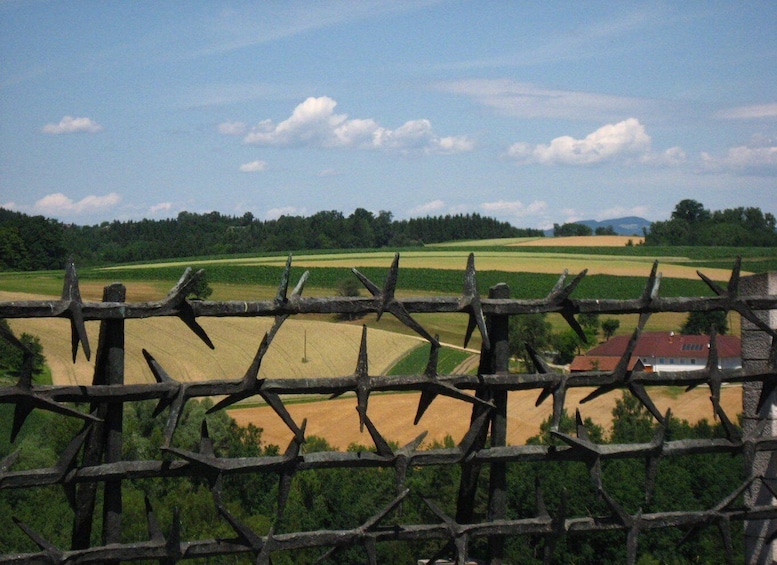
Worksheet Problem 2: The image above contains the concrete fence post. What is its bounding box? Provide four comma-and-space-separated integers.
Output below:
741, 272, 777, 564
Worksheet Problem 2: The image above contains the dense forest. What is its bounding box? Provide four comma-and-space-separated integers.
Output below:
1, 199, 775, 272
0, 207, 540, 270
0, 392, 744, 563
644, 199, 777, 247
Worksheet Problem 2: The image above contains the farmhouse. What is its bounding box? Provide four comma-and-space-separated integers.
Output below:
570, 331, 741, 373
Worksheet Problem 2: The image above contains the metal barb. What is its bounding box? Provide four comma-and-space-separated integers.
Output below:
62, 259, 91, 361
166, 268, 215, 349
460, 253, 490, 350
354, 254, 439, 346
355, 325, 371, 432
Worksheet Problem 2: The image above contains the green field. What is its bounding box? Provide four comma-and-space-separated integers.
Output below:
0, 239, 759, 363
386, 341, 476, 376
15, 248, 763, 299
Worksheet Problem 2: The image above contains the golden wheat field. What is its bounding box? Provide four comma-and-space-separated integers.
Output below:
96, 235, 740, 282
100, 250, 736, 282
0, 239, 749, 447
1, 285, 742, 450
230, 386, 741, 450
1, 290, 425, 387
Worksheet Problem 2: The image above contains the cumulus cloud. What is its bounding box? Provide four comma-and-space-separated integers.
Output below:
701, 144, 777, 174
480, 200, 547, 218
407, 200, 446, 216
639, 146, 687, 166
716, 103, 777, 120
506, 118, 653, 166
42, 116, 103, 134
217, 121, 247, 135
149, 202, 173, 214
239, 160, 268, 172
561, 208, 583, 224
32, 192, 121, 216
237, 96, 473, 154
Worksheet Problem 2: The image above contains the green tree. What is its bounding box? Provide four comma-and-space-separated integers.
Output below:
553, 222, 593, 237
609, 392, 655, 443
646, 199, 777, 247
347, 208, 376, 248
680, 310, 728, 335
601, 317, 620, 340
186, 268, 213, 300
336, 277, 363, 321
0, 320, 45, 378
553, 329, 584, 365
671, 199, 710, 224
578, 312, 600, 339
508, 313, 552, 372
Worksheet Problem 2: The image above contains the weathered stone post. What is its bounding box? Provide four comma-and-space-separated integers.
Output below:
741, 272, 777, 564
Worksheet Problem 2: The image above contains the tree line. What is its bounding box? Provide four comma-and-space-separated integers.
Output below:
645, 199, 777, 246
553, 223, 617, 237
0, 207, 541, 270
2, 198, 774, 272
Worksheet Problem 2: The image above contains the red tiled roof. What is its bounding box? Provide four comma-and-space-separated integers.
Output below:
569, 355, 638, 372
570, 331, 740, 371
584, 331, 740, 359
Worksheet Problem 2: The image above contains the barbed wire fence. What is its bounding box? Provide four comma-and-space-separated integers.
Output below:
0, 253, 775, 564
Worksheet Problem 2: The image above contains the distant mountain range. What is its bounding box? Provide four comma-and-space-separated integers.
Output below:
544, 216, 651, 237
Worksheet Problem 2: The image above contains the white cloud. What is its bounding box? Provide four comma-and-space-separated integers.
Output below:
239, 160, 268, 172
244, 96, 346, 146
318, 168, 341, 177
238, 96, 473, 154
32, 192, 121, 215
218, 121, 247, 135
562, 209, 584, 223
595, 205, 650, 220
701, 145, 777, 174
407, 200, 446, 216
265, 206, 306, 220
716, 103, 777, 120
639, 146, 687, 166
506, 118, 652, 166
435, 79, 653, 121
480, 200, 547, 218
42, 116, 103, 134
437, 135, 475, 154
149, 202, 173, 214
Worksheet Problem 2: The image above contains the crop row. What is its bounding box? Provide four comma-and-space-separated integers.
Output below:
80, 264, 711, 299
435, 244, 777, 261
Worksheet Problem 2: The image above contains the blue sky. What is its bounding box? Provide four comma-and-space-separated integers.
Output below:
1, 1, 776, 230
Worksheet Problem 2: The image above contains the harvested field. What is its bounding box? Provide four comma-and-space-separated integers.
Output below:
511, 235, 645, 247
229, 385, 741, 450
112, 250, 737, 281
0, 287, 745, 451
0, 291, 423, 387
430, 235, 644, 247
